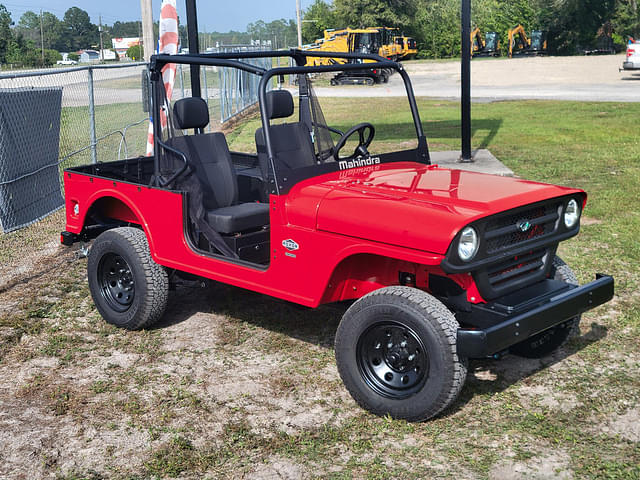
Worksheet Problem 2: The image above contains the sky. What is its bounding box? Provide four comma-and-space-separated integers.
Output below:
2, 0, 316, 32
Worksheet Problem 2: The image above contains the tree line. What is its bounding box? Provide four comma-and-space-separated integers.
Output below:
0, 4, 190, 68
2, 1, 639, 68
301, 0, 640, 57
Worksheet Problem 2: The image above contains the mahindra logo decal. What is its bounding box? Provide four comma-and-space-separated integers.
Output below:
338, 156, 381, 170
282, 239, 299, 251
517, 219, 532, 232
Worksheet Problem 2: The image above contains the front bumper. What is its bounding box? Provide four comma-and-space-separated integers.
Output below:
457, 274, 614, 358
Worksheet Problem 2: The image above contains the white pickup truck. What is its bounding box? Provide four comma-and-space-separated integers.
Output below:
622, 40, 640, 70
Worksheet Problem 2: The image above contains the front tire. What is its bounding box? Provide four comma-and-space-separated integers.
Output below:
88, 227, 168, 330
335, 286, 467, 422
510, 256, 581, 358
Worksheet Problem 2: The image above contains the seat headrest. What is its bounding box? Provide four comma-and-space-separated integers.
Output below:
265, 90, 294, 119
173, 97, 209, 130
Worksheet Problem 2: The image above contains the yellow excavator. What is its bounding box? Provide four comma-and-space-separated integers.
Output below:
508, 24, 548, 57
372, 26, 403, 60
303, 27, 394, 85
471, 27, 500, 57
395, 36, 418, 59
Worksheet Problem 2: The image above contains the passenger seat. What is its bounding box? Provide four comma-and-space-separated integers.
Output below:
168, 97, 269, 234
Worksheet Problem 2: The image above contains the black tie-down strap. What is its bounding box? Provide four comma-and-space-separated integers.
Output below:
178, 173, 238, 259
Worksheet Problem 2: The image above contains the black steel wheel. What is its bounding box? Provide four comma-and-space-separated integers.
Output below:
88, 227, 168, 330
357, 322, 428, 399
335, 286, 467, 422
510, 256, 581, 358
98, 253, 135, 313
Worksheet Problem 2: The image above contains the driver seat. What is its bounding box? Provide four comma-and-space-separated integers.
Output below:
255, 90, 316, 179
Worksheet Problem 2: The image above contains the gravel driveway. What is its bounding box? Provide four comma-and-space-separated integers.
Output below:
313, 53, 640, 102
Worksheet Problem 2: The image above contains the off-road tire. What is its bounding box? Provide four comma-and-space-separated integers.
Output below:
510, 256, 581, 358
88, 227, 168, 330
335, 286, 467, 422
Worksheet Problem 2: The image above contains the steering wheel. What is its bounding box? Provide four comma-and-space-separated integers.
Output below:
334, 122, 375, 160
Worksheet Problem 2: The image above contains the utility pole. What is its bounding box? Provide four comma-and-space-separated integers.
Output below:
296, 0, 302, 48
140, 0, 154, 62
39, 9, 44, 65
99, 15, 104, 61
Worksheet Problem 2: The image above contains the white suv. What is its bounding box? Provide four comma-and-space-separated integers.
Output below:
622, 41, 640, 70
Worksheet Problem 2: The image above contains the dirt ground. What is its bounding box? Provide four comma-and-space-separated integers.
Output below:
0, 215, 638, 479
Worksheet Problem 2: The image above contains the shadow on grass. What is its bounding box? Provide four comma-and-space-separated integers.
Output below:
152, 280, 346, 349
342, 119, 503, 150
443, 322, 609, 418
153, 279, 607, 421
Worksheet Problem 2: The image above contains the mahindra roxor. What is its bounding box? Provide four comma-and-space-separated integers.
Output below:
61, 50, 614, 421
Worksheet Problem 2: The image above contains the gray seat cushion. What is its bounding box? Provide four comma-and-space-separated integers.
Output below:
206, 202, 269, 234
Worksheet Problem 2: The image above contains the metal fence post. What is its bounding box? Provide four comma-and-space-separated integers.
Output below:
87, 67, 98, 164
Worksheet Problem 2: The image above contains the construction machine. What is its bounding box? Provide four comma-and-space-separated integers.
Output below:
471, 28, 500, 57
508, 24, 547, 57
303, 28, 392, 85
373, 26, 403, 60
395, 36, 418, 59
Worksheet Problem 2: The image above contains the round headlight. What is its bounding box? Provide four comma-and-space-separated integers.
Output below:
458, 226, 479, 262
564, 199, 580, 228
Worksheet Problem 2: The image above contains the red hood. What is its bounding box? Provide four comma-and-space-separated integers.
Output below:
285, 162, 583, 254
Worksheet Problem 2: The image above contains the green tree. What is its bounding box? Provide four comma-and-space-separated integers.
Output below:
15, 10, 40, 43
16, 11, 65, 52
540, 0, 616, 53
613, 0, 640, 39
126, 44, 142, 60
302, 0, 336, 43
63, 7, 98, 51
110, 20, 141, 37
247, 18, 297, 48
333, 0, 416, 29
415, 0, 460, 58
0, 3, 13, 63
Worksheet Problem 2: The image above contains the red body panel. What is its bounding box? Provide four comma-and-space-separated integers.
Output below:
64, 162, 585, 307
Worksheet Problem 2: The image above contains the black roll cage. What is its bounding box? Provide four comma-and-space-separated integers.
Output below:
149, 49, 430, 194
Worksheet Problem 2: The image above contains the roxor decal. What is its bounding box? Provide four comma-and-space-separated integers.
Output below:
282, 239, 299, 251
338, 156, 381, 170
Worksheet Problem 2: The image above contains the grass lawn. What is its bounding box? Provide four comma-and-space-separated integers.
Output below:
0, 98, 638, 479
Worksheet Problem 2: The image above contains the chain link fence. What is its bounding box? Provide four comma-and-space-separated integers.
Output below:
0, 62, 149, 291
0, 45, 272, 290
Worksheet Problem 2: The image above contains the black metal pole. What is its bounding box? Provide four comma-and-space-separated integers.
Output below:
185, 0, 201, 98
460, 0, 473, 162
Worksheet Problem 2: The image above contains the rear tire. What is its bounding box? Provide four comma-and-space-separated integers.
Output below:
510, 256, 580, 358
335, 286, 467, 422
88, 227, 168, 330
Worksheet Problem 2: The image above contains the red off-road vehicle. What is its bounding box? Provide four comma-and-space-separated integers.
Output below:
61, 50, 613, 421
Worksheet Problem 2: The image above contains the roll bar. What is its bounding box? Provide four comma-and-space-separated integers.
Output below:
148, 49, 428, 194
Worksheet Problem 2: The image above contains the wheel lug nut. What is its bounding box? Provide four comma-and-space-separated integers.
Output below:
387, 342, 393, 349
408, 354, 415, 361
400, 341, 407, 348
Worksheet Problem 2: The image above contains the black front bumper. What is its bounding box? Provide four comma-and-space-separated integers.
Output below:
457, 274, 614, 358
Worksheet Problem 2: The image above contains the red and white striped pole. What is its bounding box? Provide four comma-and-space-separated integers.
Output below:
146, 0, 179, 156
